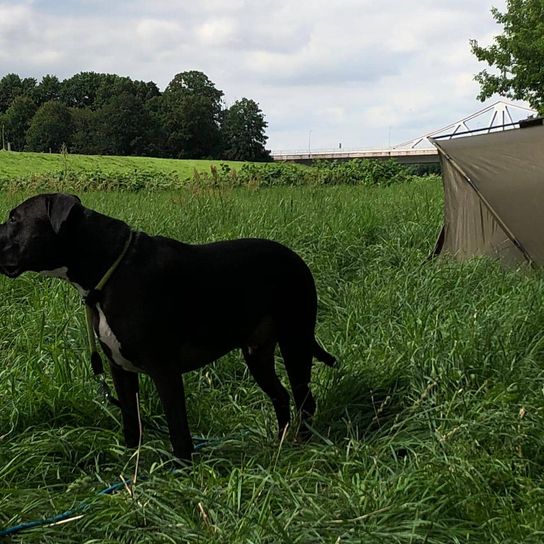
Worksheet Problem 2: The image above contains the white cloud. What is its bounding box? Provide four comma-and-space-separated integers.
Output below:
136, 19, 185, 44
0, 0, 514, 150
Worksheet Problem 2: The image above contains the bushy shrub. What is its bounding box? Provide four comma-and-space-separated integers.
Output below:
0, 159, 423, 193
313, 159, 413, 186
237, 162, 309, 186
0, 169, 182, 193
192, 159, 415, 188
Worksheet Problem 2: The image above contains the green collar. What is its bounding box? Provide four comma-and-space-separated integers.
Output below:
92, 230, 134, 295
83, 231, 133, 404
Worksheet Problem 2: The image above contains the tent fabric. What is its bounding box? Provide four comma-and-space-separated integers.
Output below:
435, 151, 524, 264
431, 123, 544, 265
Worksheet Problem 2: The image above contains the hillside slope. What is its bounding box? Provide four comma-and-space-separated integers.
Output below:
0, 150, 246, 181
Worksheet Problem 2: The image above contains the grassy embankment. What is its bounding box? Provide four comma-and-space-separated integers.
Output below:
0, 150, 246, 182
1, 156, 544, 542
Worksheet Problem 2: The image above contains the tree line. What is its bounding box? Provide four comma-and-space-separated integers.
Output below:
0, 70, 271, 161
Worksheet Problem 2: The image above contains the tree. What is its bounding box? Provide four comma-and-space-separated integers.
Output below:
33, 75, 62, 106
93, 93, 155, 156
133, 80, 161, 103
0, 73, 36, 113
161, 71, 224, 158
60, 72, 105, 109
1, 96, 37, 150
221, 98, 270, 161
144, 95, 170, 157
26, 101, 74, 153
70, 107, 101, 155
94, 75, 160, 109
471, 0, 544, 112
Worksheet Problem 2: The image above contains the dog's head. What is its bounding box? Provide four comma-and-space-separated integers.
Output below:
0, 193, 82, 278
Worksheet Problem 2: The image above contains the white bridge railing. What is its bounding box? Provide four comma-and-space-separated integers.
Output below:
272, 101, 537, 162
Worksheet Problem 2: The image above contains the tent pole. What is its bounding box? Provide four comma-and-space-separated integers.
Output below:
431, 138, 534, 266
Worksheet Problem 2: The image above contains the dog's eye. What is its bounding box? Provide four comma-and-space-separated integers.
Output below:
8, 215, 17, 224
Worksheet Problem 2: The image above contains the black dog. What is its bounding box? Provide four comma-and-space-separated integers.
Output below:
0, 193, 335, 460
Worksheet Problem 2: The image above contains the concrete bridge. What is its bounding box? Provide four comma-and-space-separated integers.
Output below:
272, 147, 438, 164
271, 101, 537, 164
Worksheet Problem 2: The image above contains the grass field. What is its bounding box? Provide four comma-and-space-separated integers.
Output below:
0, 150, 246, 182
2, 180, 544, 542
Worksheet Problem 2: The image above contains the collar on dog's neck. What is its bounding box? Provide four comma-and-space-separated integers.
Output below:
83, 230, 133, 393
84, 230, 134, 307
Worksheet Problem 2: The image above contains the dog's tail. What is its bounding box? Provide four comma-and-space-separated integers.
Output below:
313, 339, 336, 367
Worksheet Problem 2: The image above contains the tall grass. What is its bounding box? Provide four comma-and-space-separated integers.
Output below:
2, 181, 544, 542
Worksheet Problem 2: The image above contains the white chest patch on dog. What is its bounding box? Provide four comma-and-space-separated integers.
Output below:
96, 304, 142, 373
39, 267, 88, 297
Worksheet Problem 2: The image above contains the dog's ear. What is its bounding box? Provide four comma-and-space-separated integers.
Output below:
46, 193, 82, 234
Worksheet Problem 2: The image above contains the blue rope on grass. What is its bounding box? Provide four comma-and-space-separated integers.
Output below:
0, 480, 128, 539
0, 438, 209, 539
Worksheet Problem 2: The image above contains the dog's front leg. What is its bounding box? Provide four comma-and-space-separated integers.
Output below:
150, 370, 194, 462
108, 362, 141, 448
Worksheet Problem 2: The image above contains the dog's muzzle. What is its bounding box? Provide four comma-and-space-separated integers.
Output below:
0, 228, 22, 277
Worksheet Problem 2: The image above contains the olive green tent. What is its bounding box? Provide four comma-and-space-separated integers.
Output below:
430, 118, 544, 265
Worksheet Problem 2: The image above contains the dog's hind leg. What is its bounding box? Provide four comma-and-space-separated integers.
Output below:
278, 336, 316, 440
242, 343, 291, 438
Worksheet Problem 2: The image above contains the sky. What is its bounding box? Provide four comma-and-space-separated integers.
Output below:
0, 0, 522, 152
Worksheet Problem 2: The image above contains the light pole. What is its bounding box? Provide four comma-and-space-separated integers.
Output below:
308, 129, 313, 156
